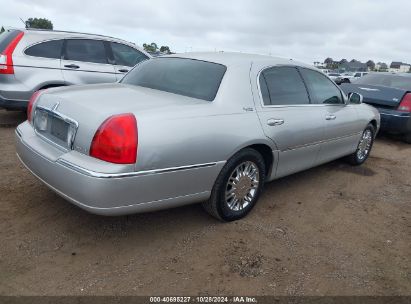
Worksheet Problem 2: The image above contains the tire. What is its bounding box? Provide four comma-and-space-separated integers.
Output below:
202, 148, 266, 222
346, 123, 375, 165
403, 133, 411, 144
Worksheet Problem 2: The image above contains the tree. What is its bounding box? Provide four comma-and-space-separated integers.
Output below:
143, 42, 159, 53
366, 60, 375, 71
160, 46, 171, 54
324, 57, 333, 64
350, 59, 357, 63
25, 18, 53, 30
0, 26, 4, 34
340, 59, 348, 64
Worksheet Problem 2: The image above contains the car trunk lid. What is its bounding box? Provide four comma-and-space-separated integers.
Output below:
340, 83, 407, 109
32, 83, 208, 155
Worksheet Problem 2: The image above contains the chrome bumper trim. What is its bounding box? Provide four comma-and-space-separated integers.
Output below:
56, 158, 224, 179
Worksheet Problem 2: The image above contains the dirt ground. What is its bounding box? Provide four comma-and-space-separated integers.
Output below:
0, 109, 410, 296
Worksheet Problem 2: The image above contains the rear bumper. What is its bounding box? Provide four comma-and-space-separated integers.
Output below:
16, 122, 223, 215
378, 108, 411, 135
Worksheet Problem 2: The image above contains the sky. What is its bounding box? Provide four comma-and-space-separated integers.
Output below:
1, 0, 411, 65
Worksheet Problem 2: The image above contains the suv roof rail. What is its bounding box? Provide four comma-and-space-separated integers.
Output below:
5, 27, 136, 46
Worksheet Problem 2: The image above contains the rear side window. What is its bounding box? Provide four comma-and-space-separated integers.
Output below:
25, 40, 63, 59
300, 68, 343, 104
0, 30, 22, 53
64, 39, 108, 64
121, 58, 226, 101
259, 66, 309, 105
111, 42, 148, 67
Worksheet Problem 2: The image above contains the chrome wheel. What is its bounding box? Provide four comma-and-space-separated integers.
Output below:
357, 129, 373, 161
225, 161, 259, 211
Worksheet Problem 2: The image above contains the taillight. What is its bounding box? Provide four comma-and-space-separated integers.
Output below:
90, 114, 138, 164
0, 32, 24, 74
27, 90, 44, 123
398, 93, 411, 112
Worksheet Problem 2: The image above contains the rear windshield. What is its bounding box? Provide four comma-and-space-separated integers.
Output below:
0, 30, 22, 53
353, 74, 411, 90
121, 58, 227, 101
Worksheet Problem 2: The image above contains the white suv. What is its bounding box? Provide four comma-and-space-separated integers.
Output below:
0, 28, 150, 109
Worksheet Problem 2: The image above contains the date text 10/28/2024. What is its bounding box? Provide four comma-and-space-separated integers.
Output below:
149, 297, 257, 303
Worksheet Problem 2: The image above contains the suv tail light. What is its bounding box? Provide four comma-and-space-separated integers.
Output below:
0, 32, 24, 74
90, 114, 138, 164
398, 93, 411, 112
27, 90, 44, 123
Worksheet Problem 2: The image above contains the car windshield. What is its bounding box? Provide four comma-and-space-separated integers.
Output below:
121, 58, 227, 101
353, 74, 411, 90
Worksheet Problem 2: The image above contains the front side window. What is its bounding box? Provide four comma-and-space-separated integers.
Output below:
64, 39, 107, 64
111, 42, 148, 67
121, 58, 226, 101
25, 40, 63, 59
259, 66, 309, 105
300, 68, 343, 104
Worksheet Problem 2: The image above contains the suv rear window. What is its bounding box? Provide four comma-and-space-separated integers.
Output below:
0, 30, 22, 53
25, 40, 63, 59
121, 58, 227, 101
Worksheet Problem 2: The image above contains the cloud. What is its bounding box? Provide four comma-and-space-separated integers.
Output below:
2, 0, 410, 64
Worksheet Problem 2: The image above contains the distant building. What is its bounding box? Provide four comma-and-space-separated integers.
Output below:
339, 60, 367, 72
389, 62, 410, 73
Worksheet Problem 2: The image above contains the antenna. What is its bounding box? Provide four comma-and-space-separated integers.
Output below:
18, 17, 27, 28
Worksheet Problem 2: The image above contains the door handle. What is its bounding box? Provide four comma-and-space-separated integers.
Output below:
326, 114, 336, 120
118, 69, 129, 73
267, 118, 284, 126
64, 64, 80, 69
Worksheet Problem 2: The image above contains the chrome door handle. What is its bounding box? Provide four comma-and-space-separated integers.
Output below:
267, 118, 284, 126
326, 114, 336, 120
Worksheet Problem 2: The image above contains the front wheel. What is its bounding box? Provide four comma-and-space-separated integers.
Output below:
202, 148, 266, 222
346, 124, 375, 165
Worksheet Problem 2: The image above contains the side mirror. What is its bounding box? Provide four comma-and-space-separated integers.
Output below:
348, 92, 363, 104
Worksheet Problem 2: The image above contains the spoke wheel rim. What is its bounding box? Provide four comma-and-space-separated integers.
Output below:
357, 129, 373, 161
225, 161, 259, 211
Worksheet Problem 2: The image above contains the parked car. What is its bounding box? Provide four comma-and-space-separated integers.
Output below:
16, 53, 380, 221
353, 72, 368, 78
0, 28, 150, 110
340, 73, 411, 143
335, 72, 355, 84
327, 72, 342, 81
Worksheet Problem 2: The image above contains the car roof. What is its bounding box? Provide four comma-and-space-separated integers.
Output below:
7, 27, 137, 47
165, 52, 313, 69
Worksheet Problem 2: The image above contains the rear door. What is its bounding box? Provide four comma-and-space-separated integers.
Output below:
253, 65, 325, 178
109, 42, 149, 81
61, 39, 116, 85
299, 68, 362, 163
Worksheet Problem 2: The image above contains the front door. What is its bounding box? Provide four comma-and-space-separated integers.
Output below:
252, 65, 326, 179
298, 67, 362, 163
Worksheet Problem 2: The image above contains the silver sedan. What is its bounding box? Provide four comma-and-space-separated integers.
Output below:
16, 53, 380, 221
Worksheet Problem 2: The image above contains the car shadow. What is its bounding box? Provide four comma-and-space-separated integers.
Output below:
0, 109, 26, 127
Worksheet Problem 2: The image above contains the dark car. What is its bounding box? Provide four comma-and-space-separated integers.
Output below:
340, 73, 411, 143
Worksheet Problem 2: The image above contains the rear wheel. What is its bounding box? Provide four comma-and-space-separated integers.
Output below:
202, 148, 266, 221
403, 133, 411, 144
346, 123, 375, 165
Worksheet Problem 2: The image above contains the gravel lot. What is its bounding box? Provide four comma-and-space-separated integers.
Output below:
0, 109, 410, 296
